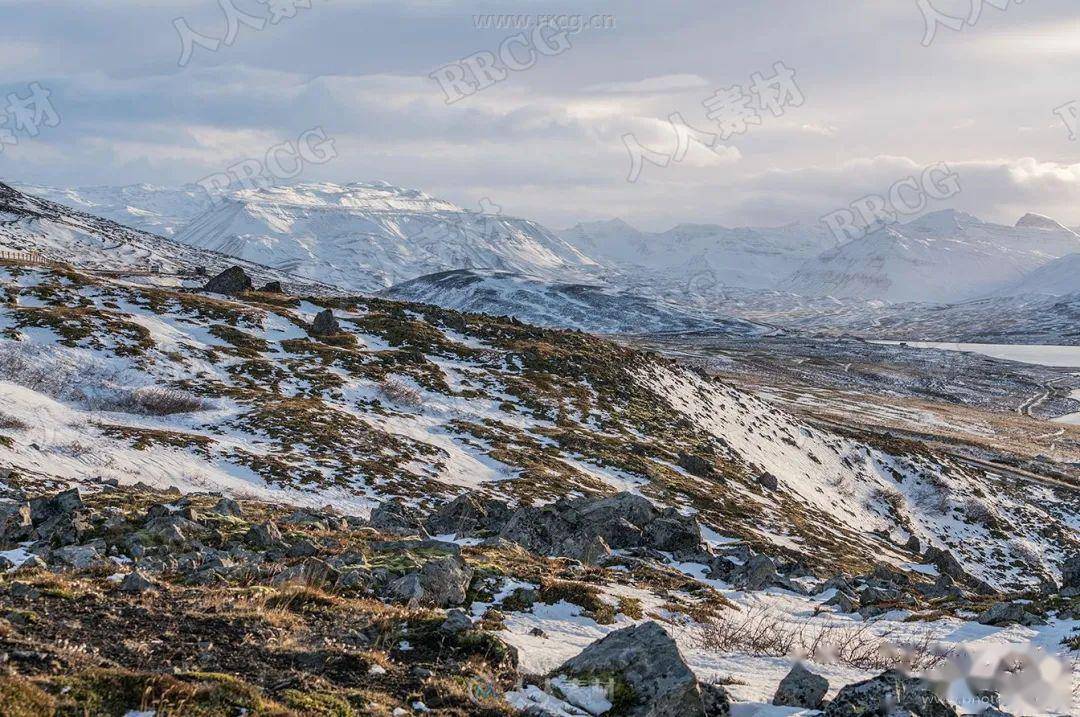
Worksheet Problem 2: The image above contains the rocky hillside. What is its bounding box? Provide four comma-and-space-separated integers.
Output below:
0, 183, 329, 294
0, 262, 1076, 714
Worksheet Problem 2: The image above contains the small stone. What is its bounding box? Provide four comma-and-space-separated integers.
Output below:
211, 497, 243, 517
440, 608, 473, 634
119, 570, 157, 594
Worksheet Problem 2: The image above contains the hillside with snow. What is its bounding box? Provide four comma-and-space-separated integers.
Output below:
15, 183, 209, 238
998, 252, 1080, 297
784, 211, 1080, 303
0, 182, 329, 293
381, 268, 771, 336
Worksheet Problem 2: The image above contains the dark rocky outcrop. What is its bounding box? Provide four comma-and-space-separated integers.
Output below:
203, 266, 252, 295
773, 662, 829, 709
824, 670, 957, 717
311, 309, 341, 336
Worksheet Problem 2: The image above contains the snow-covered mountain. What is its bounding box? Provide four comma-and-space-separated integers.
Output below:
0, 182, 327, 291
998, 252, 1080, 297
561, 218, 835, 292
15, 183, 209, 237
167, 182, 598, 293
784, 210, 1080, 303
382, 268, 771, 336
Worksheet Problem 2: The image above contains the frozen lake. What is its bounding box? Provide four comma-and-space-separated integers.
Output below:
873, 341, 1080, 368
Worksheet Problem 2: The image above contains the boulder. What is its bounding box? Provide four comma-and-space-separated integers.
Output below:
203, 266, 252, 295
440, 608, 473, 634
258, 280, 284, 293
644, 515, 701, 554
210, 497, 243, 518
0, 501, 32, 544
700, 682, 731, 717
311, 309, 341, 336
976, 601, 1045, 627
824, 670, 957, 717
118, 570, 157, 594
244, 521, 283, 549
555, 622, 705, 717
677, 452, 717, 480
737, 554, 778, 591
271, 558, 339, 588
773, 663, 828, 709
418, 556, 473, 607
423, 493, 512, 537
1060, 554, 1080, 591
370, 500, 429, 537
51, 544, 104, 570
757, 471, 779, 491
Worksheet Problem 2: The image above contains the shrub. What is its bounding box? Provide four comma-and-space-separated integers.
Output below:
379, 376, 423, 407
697, 605, 946, 671
0, 340, 211, 415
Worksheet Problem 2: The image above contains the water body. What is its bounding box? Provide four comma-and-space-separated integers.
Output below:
872, 341, 1080, 368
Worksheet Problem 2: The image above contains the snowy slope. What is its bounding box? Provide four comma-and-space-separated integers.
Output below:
0, 262, 1074, 590
784, 210, 1080, 302
562, 218, 835, 292
998, 252, 1080, 296
0, 182, 330, 292
381, 268, 771, 336
169, 182, 599, 293
16, 183, 209, 237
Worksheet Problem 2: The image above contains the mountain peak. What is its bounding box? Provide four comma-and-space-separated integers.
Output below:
1015, 212, 1069, 231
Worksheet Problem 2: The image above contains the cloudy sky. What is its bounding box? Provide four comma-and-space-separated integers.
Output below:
2, 0, 1079, 230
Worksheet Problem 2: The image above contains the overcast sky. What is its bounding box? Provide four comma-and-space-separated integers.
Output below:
2, 0, 1079, 230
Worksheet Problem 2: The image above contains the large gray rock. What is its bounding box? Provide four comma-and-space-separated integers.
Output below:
244, 521, 283, 549
51, 544, 104, 570
1061, 554, 1080, 591
555, 621, 705, 717
311, 309, 341, 336
418, 556, 473, 607
203, 266, 252, 295
824, 670, 957, 717
976, 601, 1045, 627
0, 501, 32, 544
736, 554, 778, 591
773, 663, 829, 709
498, 491, 705, 562
424, 493, 512, 537
370, 500, 429, 537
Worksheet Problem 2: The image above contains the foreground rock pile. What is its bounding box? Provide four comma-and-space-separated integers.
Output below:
0, 484, 1071, 715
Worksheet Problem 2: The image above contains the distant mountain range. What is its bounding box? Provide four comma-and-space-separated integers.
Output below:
12, 179, 1080, 341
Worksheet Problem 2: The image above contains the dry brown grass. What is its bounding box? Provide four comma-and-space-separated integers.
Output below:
697, 605, 948, 671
